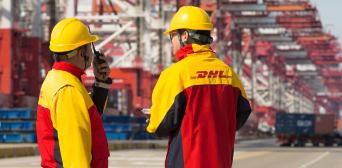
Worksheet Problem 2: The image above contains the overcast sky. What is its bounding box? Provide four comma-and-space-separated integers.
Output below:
310, 0, 342, 45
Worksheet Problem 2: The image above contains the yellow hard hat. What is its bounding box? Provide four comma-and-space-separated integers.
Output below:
49, 18, 99, 52
164, 6, 213, 34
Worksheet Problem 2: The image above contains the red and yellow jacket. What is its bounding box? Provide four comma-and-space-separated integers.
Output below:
36, 62, 109, 168
147, 44, 252, 168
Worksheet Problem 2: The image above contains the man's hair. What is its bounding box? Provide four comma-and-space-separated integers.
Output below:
178, 29, 213, 45
52, 50, 74, 62
52, 45, 86, 62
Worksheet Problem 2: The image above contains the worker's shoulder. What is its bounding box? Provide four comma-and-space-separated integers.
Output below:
160, 62, 182, 77
41, 69, 83, 97
183, 52, 231, 70
159, 53, 232, 76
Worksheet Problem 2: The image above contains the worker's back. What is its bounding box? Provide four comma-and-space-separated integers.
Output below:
147, 44, 251, 168
36, 62, 109, 167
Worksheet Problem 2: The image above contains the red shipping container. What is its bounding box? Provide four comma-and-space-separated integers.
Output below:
336, 119, 342, 133
314, 114, 336, 135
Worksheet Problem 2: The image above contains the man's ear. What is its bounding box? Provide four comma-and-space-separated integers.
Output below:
182, 31, 189, 43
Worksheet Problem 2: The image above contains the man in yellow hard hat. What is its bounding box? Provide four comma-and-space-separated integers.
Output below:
146, 6, 252, 168
36, 18, 111, 168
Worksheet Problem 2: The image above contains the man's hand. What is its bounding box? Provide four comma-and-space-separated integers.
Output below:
93, 54, 110, 81
133, 108, 151, 122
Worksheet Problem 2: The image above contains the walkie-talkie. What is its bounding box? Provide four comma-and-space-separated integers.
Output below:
88, 25, 107, 80
91, 42, 107, 80
88, 25, 106, 63
91, 42, 106, 64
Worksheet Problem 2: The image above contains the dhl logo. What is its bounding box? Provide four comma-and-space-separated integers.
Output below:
191, 70, 231, 79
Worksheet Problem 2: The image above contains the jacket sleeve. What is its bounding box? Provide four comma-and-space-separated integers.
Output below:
236, 92, 252, 130
90, 78, 112, 115
54, 86, 92, 168
146, 70, 186, 137
232, 70, 252, 130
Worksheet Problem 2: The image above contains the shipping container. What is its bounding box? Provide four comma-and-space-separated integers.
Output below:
275, 113, 341, 147
315, 114, 336, 134
337, 119, 342, 133
0, 108, 36, 143
0, 29, 40, 108
276, 113, 315, 136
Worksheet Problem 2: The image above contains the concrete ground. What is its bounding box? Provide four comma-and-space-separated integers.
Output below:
1, 139, 342, 168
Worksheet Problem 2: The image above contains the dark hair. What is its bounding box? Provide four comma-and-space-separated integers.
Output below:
52, 50, 74, 62
178, 29, 213, 45
51, 45, 87, 62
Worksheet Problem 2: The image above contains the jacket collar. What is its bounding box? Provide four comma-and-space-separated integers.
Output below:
53, 61, 85, 80
175, 44, 214, 61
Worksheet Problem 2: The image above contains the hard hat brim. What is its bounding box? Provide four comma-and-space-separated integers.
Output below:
164, 29, 172, 35
50, 35, 100, 52
163, 27, 213, 36
90, 35, 100, 43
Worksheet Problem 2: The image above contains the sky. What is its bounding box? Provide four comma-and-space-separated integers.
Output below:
310, 0, 342, 45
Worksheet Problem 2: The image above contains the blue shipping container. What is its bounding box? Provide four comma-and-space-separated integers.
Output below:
106, 132, 129, 140
275, 113, 315, 136
0, 108, 32, 119
102, 115, 131, 123
0, 121, 34, 131
0, 133, 36, 143
103, 123, 132, 132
